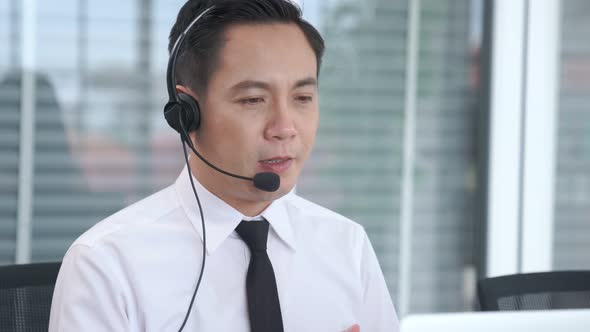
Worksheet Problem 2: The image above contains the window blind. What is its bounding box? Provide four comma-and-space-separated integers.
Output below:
0, 73, 19, 265
298, 0, 481, 313
28, 0, 186, 261
553, 0, 590, 270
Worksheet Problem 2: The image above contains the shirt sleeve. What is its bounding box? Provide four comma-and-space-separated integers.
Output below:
358, 229, 400, 331
49, 244, 129, 331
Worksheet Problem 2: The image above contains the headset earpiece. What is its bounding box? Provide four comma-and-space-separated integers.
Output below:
178, 92, 201, 132
163, 92, 201, 134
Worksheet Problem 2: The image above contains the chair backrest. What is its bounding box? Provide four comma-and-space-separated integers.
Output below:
0, 262, 62, 332
477, 270, 590, 311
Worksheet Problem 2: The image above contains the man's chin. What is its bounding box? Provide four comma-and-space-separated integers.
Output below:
251, 181, 294, 200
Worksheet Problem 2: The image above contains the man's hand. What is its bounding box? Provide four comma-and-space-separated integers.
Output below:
343, 324, 360, 332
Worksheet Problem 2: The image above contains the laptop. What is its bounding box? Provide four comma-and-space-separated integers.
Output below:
401, 309, 590, 332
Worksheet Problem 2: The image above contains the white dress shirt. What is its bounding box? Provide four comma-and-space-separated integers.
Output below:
49, 166, 399, 331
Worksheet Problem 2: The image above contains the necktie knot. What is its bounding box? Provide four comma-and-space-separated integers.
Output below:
235, 219, 269, 252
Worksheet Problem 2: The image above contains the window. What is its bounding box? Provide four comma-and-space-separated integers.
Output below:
0, 0, 485, 315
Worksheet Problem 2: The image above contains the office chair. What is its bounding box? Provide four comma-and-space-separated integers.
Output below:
477, 270, 590, 311
0, 262, 62, 332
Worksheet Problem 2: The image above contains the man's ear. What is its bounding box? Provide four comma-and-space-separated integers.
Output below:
188, 131, 198, 145
176, 85, 199, 101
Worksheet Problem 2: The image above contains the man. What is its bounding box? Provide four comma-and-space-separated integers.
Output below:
49, 0, 399, 331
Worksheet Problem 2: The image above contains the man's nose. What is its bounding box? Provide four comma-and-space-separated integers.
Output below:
264, 101, 297, 140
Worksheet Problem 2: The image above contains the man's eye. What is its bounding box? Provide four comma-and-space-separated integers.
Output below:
240, 97, 265, 105
296, 95, 313, 103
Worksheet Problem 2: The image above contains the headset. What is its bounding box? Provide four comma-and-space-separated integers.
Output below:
162, 5, 281, 331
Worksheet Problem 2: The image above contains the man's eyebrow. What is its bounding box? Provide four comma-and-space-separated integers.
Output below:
229, 80, 271, 93
294, 77, 318, 89
228, 77, 318, 94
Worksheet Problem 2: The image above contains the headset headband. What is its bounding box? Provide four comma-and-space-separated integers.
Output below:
166, 6, 216, 102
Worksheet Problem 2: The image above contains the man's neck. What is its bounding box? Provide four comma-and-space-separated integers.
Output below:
188, 159, 272, 217
223, 198, 271, 217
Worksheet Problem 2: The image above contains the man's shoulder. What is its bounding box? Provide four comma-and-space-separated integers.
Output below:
71, 184, 181, 249
284, 194, 370, 264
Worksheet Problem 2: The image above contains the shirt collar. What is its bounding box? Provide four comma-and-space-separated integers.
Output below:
174, 165, 296, 255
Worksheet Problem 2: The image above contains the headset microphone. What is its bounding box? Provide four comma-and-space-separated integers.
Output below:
177, 118, 280, 192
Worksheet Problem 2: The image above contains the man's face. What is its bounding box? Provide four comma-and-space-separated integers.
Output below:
187, 23, 319, 209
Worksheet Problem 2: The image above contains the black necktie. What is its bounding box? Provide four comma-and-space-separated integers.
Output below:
235, 219, 284, 332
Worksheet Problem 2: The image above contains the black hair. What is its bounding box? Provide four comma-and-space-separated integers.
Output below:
168, 0, 325, 96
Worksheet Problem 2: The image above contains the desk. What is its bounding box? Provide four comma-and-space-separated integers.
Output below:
400, 309, 590, 332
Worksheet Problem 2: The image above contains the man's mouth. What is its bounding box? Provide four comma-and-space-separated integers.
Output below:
258, 157, 293, 174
